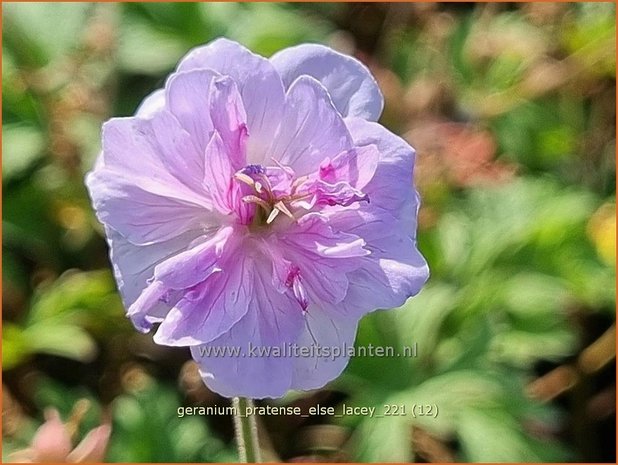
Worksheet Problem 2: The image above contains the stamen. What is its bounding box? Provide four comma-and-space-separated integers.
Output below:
266, 208, 280, 224
234, 172, 255, 187
273, 201, 295, 220
241, 195, 271, 212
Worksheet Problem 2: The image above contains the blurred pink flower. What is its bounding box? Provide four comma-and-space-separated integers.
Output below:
10, 409, 111, 463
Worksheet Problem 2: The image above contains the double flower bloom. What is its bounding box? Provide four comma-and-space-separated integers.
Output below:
86, 38, 428, 398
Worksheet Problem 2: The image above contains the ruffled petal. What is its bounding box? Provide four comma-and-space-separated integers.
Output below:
320, 207, 428, 318
127, 227, 233, 331
283, 213, 368, 260
344, 117, 418, 225
308, 179, 369, 207
271, 43, 383, 121
277, 214, 368, 306
323, 117, 429, 315
154, 226, 233, 289
190, 261, 305, 398
319, 144, 379, 190
177, 38, 285, 162
105, 226, 203, 332
342, 238, 429, 316
203, 131, 236, 215
154, 235, 253, 346
271, 76, 353, 176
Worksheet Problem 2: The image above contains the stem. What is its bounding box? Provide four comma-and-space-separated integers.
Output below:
233, 397, 261, 463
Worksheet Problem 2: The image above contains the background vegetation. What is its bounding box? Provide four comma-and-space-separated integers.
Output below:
3, 2, 615, 462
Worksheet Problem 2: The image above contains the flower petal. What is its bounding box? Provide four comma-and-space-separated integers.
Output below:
177, 38, 285, 162
319, 144, 379, 190
203, 131, 255, 224
284, 213, 368, 260
291, 306, 359, 391
136, 88, 165, 118
98, 115, 208, 198
105, 226, 203, 332
31, 409, 72, 462
87, 168, 214, 246
154, 226, 233, 290
209, 76, 248, 169
190, 261, 305, 398
271, 43, 384, 121
203, 131, 235, 215
271, 76, 353, 176
342, 236, 429, 316
344, 117, 418, 223
165, 69, 217, 154
308, 179, 369, 207
154, 241, 254, 346
324, 207, 428, 318
66, 425, 111, 463
278, 214, 368, 305
321, 117, 429, 315
127, 227, 233, 333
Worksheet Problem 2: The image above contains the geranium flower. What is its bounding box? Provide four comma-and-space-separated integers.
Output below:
86, 38, 428, 398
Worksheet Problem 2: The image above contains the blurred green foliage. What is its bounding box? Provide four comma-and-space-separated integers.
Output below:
2, 2, 615, 463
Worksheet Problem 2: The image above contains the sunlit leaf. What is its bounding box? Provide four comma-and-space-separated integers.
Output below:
2, 124, 45, 181
25, 323, 97, 363
2, 323, 30, 370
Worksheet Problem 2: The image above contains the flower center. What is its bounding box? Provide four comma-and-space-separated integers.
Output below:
233, 161, 370, 229
232, 162, 370, 312
234, 163, 311, 228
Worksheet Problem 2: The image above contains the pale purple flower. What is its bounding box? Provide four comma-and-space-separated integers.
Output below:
86, 38, 428, 398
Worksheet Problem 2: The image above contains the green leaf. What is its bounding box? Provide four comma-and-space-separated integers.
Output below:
3, 3, 91, 67
501, 273, 570, 317
27, 270, 125, 334
117, 21, 188, 75
563, 3, 616, 77
393, 283, 458, 363
343, 310, 415, 390
457, 407, 542, 462
2, 323, 31, 370
2, 124, 45, 181
457, 405, 569, 462
225, 4, 330, 57
352, 414, 411, 462
491, 326, 577, 366
24, 323, 97, 363
405, 370, 504, 437
108, 383, 235, 462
